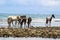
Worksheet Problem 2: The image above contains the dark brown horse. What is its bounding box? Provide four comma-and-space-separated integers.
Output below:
18, 16, 32, 28
27, 17, 32, 28
19, 15, 26, 28
46, 14, 55, 27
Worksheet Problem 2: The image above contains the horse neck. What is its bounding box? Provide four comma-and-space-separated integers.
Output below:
51, 16, 53, 20
47, 16, 52, 20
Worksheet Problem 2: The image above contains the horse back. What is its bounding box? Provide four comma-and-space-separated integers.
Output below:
8, 16, 18, 20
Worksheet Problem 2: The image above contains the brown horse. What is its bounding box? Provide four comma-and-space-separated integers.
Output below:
18, 16, 32, 28
18, 15, 26, 28
7, 16, 20, 27
27, 17, 32, 28
46, 14, 55, 27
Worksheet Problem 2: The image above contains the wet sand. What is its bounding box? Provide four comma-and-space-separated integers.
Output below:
0, 27, 60, 38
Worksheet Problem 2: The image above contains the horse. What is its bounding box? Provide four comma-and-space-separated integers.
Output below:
46, 14, 55, 27
27, 17, 32, 28
18, 15, 26, 28
7, 16, 20, 27
18, 16, 32, 28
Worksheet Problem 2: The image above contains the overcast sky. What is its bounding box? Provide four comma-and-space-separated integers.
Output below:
0, 0, 60, 14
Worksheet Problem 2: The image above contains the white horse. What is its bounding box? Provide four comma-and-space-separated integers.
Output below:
46, 14, 55, 27
7, 16, 20, 27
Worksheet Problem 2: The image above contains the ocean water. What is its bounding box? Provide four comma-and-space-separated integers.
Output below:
0, 13, 60, 27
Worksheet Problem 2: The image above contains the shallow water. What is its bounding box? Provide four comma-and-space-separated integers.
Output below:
0, 19, 60, 28
0, 37, 60, 40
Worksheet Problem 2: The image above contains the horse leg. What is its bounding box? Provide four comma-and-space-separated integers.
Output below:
9, 23, 11, 27
18, 21, 20, 28
18, 20, 21, 28
20, 22, 23, 28
18, 19, 21, 28
27, 22, 30, 28
7, 19, 11, 28
15, 21, 17, 26
46, 20, 48, 27
8, 22, 11, 28
29, 22, 31, 28
18, 21, 20, 25
24, 22, 26, 28
49, 21, 51, 27
12, 21, 14, 26
28, 23, 29, 28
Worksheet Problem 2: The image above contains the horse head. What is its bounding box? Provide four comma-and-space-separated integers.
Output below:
52, 14, 55, 18
20, 15, 26, 20
17, 16, 20, 19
